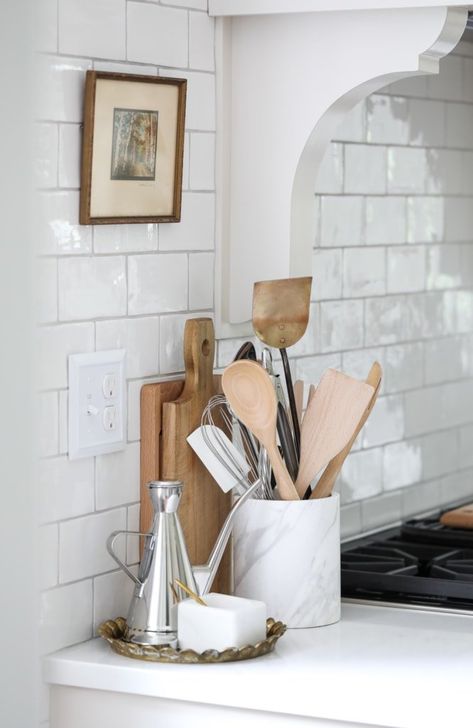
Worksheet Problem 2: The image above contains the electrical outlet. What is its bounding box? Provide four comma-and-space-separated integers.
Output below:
68, 350, 126, 459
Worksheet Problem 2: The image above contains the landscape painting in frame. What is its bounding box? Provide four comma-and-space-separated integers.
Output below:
111, 108, 158, 181
80, 71, 186, 224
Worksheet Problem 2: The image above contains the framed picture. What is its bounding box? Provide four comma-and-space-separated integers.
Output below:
80, 71, 186, 224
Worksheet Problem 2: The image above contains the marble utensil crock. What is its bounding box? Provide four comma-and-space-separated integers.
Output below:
233, 493, 340, 628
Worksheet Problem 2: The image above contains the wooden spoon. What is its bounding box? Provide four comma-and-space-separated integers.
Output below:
310, 362, 382, 500
295, 369, 374, 498
222, 360, 299, 500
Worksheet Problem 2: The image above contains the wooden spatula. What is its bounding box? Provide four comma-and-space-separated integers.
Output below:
222, 360, 299, 500
310, 362, 382, 500
294, 369, 374, 498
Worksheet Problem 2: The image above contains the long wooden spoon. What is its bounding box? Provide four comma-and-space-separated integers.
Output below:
295, 369, 374, 498
310, 362, 382, 500
222, 360, 299, 500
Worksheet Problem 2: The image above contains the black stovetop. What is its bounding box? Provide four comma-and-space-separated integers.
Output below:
341, 508, 473, 611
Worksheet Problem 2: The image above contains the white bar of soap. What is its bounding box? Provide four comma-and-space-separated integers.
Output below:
178, 593, 267, 653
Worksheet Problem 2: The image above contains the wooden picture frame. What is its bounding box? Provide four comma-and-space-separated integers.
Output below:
79, 71, 187, 225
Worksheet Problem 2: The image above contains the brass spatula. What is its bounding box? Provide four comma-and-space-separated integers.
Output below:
252, 276, 312, 457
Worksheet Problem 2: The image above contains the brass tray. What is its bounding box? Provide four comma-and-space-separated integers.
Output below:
98, 617, 286, 664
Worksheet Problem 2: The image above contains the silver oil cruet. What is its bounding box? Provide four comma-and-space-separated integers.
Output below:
107, 479, 258, 647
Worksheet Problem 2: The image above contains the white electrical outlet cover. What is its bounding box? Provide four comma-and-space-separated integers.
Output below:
68, 349, 126, 459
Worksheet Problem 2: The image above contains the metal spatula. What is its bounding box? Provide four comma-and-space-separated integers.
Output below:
252, 276, 312, 457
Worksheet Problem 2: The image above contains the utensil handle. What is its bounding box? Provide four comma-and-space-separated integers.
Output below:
266, 440, 299, 500
276, 402, 299, 481
107, 530, 150, 586
281, 348, 301, 456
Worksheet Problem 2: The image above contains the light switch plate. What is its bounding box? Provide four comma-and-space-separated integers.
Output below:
68, 350, 126, 459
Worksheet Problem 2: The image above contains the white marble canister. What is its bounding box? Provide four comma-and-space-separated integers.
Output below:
233, 493, 340, 628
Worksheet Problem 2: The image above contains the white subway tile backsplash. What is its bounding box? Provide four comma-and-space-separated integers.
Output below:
58, 256, 127, 321
342, 347, 385, 383
426, 244, 463, 290
96, 443, 140, 510
426, 149, 464, 196
334, 101, 365, 143
384, 342, 424, 394
421, 429, 459, 480
37, 0, 58, 53
189, 11, 215, 72
128, 253, 188, 315
314, 143, 344, 194
35, 123, 58, 188
39, 456, 95, 524
312, 248, 342, 300
365, 294, 423, 346
366, 95, 408, 145
94, 224, 158, 254
59, 508, 126, 583
38, 392, 59, 457
58, 124, 81, 189
320, 300, 363, 352
402, 480, 441, 518
159, 193, 215, 250
37, 55, 92, 123
361, 491, 402, 532
127, 3, 188, 68
445, 198, 473, 242
189, 252, 214, 309
343, 247, 386, 298
340, 502, 362, 540
339, 448, 383, 503
383, 440, 422, 490
38, 191, 92, 255
59, 0, 126, 59
40, 580, 93, 654
165, 70, 216, 131
345, 144, 386, 195
159, 312, 210, 373
38, 322, 94, 390
126, 503, 141, 566
37, 258, 58, 324
365, 197, 406, 246
40, 525, 59, 589
93, 569, 135, 631
96, 317, 159, 378
320, 196, 363, 247
189, 133, 215, 190
296, 354, 343, 386
409, 99, 445, 147
59, 390, 69, 454
362, 394, 404, 447
446, 102, 473, 149
407, 197, 444, 244
459, 424, 473, 469
387, 246, 426, 294
387, 147, 427, 194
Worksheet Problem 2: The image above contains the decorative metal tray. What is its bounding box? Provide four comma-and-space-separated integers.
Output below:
98, 617, 286, 664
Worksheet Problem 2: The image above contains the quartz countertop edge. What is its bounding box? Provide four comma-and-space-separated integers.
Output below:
43, 603, 473, 728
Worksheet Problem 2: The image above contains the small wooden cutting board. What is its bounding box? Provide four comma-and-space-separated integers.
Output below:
440, 503, 473, 530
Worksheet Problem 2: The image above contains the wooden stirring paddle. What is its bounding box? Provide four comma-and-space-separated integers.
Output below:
310, 362, 382, 500
222, 360, 300, 500
294, 369, 374, 499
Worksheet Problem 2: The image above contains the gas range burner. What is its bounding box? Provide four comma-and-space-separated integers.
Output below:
341, 507, 473, 612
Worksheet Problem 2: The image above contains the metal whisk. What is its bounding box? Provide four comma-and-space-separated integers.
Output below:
201, 395, 275, 500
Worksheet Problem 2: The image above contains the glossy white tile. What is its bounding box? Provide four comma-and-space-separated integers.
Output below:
159, 193, 215, 250
409, 99, 445, 147
37, 257, 58, 324
59, 508, 126, 583
94, 224, 158, 254
58, 124, 81, 189
320, 196, 363, 247
36, 55, 92, 123
128, 2, 188, 68
343, 247, 386, 298
96, 317, 159, 378
383, 440, 422, 491
362, 394, 404, 447
37, 322, 94, 390
387, 147, 427, 194
320, 300, 363, 353
35, 123, 58, 188
96, 443, 140, 511
189, 133, 215, 190
365, 197, 406, 246
312, 248, 342, 300
189, 11, 215, 71
334, 101, 365, 143
387, 246, 426, 294
407, 197, 444, 243
128, 254, 188, 315
162, 69, 216, 131
339, 448, 383, 503
40, 580, 93, 654
189, 252, 214, 310
159, 312, 211, 373
59, 0, 126, 59
58, 256, 127, 320
366, 95, 408, 145
345, 144, 386, 195
384, 342, 424, 394
37, 0, 58, 53
39, 456, 95, 524
38, 191, 92, 255
314, 143, 343, 194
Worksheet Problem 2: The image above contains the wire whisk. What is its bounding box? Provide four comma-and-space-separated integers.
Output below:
201, 395, 275, 499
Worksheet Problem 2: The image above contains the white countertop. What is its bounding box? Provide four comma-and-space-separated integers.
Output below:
44, 603, 473, 728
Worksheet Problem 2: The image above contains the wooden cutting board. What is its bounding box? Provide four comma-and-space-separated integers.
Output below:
440, 503, 473, 530
140, 317, 231, 593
